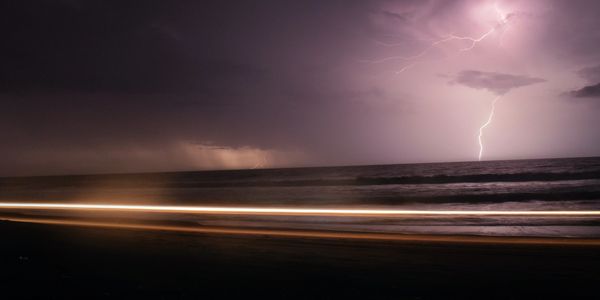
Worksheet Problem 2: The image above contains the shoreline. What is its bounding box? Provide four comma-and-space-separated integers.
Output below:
2, 218, 600, 298
3, 216, 600, 246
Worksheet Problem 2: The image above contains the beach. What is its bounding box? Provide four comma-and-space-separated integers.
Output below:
2, 218, 600, 299
1, 158, 600, 298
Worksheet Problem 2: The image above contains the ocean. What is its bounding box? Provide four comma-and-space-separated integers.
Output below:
1, 157, 600, 237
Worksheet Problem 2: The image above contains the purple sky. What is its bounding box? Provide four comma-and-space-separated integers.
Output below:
1, 0, 600, 175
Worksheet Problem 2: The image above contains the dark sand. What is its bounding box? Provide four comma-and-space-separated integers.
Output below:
1, 220, 600, 299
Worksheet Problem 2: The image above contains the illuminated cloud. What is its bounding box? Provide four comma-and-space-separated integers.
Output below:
450, 70, 546, 95
1, 0, 600, 175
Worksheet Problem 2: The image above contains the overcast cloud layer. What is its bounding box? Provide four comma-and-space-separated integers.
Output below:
1, 0, 600, 176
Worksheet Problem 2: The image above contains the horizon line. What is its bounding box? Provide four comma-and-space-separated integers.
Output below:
1, 155, 599, 179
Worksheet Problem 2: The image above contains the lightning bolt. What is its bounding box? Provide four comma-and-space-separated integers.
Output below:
363, 2, 512, 74
478, 95, 501, 161
378, 26, 502, 74
361, 35, 462, 64
361, 3, 517, 161
251, 153, 269, 169
452, 27, 498, 52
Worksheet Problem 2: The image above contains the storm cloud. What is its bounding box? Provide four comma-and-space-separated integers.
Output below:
450, 70, 546, 95
2, 0, 600, 175
570, 83, 600, 98
567, 65, 600, 99
577, 65, 600, 83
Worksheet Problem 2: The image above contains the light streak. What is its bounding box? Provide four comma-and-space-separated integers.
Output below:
3, 216, 600, 246
1, 202, 600, 216
478, 95, 501, 161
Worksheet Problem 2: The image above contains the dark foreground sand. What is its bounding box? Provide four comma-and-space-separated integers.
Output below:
1, 220, 600, 299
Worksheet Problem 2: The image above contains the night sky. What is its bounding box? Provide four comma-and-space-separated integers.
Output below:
2, 0, 600, 176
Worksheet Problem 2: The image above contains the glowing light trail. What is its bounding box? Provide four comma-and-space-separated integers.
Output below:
3, 216, 600, 246
1, 202, 599, 216
478, 95, 501, 161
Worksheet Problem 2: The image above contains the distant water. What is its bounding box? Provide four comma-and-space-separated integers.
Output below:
1, 157, 600, 237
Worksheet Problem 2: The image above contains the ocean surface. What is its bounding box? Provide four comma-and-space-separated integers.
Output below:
1, 157, 600, 237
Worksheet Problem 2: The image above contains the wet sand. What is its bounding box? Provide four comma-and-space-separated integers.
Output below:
1, 219, 600, 299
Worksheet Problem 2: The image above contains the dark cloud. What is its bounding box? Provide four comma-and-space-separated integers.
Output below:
450, 70, 546, 95
577, 65, 600, 83
569, 83, 600, 98
0, 1, 271, 94
0, 0, 388, 175
566, 65, 600, 99
1, 0, 600, 175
